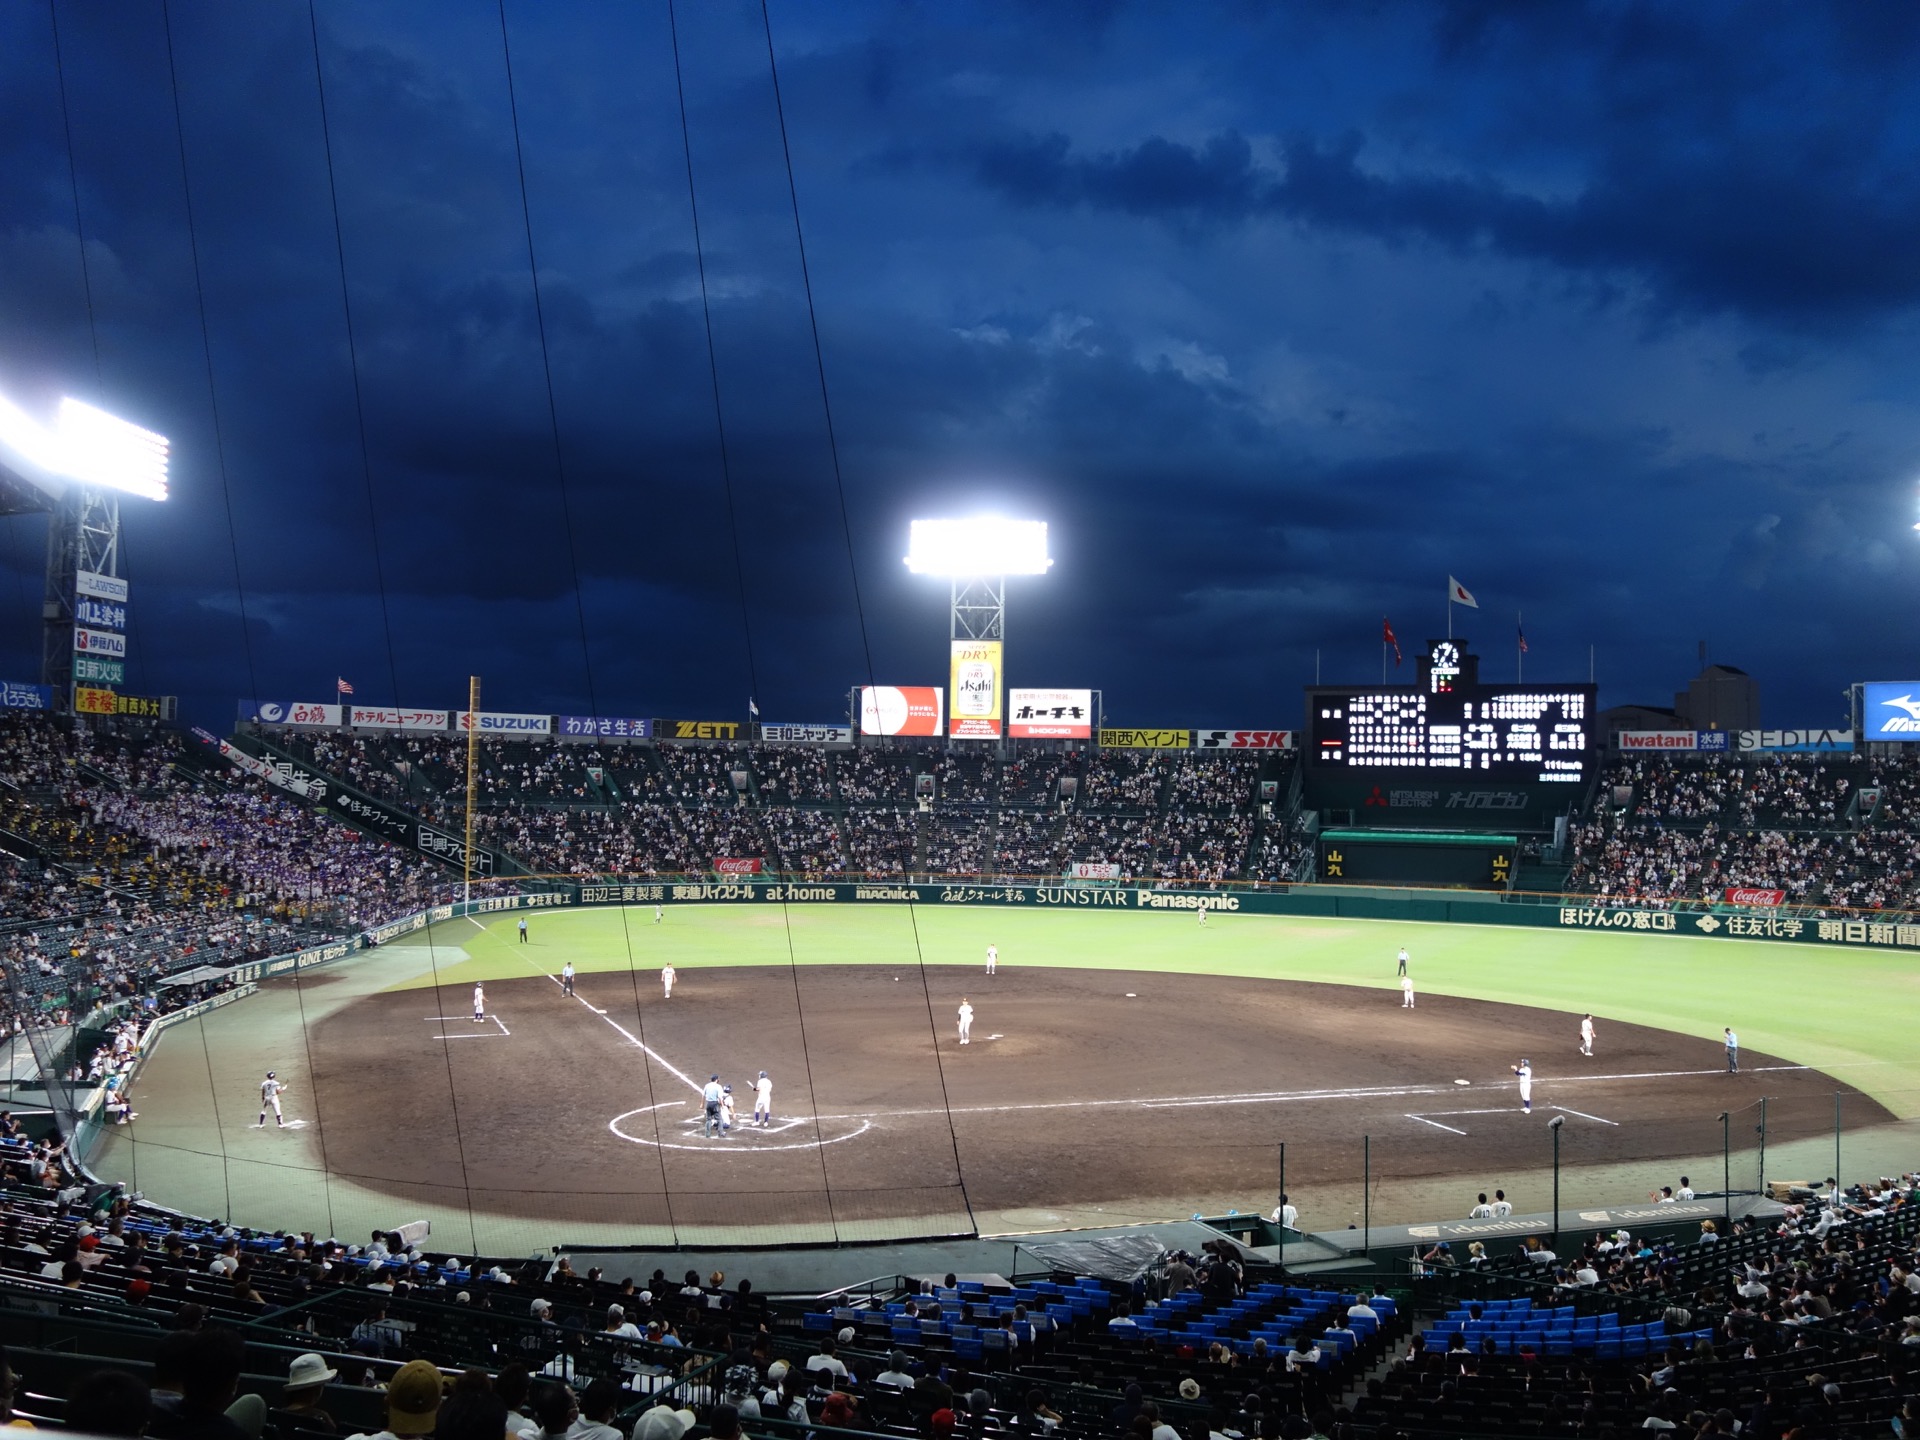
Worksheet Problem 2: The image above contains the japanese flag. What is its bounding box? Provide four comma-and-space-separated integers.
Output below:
1447, 576, 1479, 608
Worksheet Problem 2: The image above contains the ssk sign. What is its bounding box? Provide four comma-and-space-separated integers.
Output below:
1723, 887, 1787, 907
713, 857, 763, 875
1197, 728, 1294, 750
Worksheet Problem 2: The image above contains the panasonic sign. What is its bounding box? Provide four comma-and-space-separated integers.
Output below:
1863, 683, 1920, 741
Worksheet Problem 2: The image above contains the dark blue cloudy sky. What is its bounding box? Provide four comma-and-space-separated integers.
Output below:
2, 0, 1918, 731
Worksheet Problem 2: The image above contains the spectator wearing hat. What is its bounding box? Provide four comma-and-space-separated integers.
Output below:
819, 1394, 858, 1429
347, 1361, 443, 1440
603, 1307, 642, 1342
273, 1354, 340, 1434
630, 1403, 696, 1440
717, 1367, 762, 1421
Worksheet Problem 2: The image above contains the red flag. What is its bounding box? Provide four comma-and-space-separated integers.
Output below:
1382, 617, 1402, 667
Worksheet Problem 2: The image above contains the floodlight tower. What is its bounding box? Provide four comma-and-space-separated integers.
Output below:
0, 389, 169, 707
904, 517, 1052, 741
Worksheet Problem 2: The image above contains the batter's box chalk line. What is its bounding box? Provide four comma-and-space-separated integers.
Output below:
607, 1101, 873, 1154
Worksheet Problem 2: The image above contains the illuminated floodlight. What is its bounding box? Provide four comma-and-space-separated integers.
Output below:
904, 517, 1050, 576
0, 391, 169, 502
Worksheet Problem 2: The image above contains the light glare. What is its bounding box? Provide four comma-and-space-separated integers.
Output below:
904, 517, 1051, 576
0, 390, 169, 501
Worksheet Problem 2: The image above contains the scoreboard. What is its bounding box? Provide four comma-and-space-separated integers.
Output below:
1307, 687, 1595, 784
1301, 640, 1597, 831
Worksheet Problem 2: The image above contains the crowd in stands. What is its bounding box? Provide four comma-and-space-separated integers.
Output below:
1567, 754, 1920, 915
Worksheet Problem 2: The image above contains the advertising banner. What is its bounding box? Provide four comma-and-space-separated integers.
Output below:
1098, 727, 1191, 749
455, 711, 553, 737
1723, 887, 1787, 907
713, 857, 764, 875
0, 681, 53, 711
246, 701, 342, 727
75, 570, 129, 603
74, 685, 115, 715
1196, 728, 1295, 750
73, 626, 128, 658
1008, 688, 1093, 739
198, 729, 325, 800
74, 597, 127, 632
1617, 730, 1703, 751
1066, 862, 1122, 880
416, 823, 496, 876
858, 686, 944, 737
556, 715, 651, 740
760, 722, 853, 744
654, 718, 744, 742
74, 655, 125, 686
1861, 684, 1920, 741
1737, 729, 1853, 753
948, 640, 1003, 738
111, 694, 171, 719
350, 707, 449, 732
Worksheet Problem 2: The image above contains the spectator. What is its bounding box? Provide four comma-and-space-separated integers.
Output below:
346, 1361, 444, 1440
66, 1368, 152, 1437
273, 1354, 340, 1435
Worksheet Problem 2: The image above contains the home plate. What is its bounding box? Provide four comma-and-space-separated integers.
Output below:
1125, 992, 1137, 998
986, 1033, 1004, 1041
1454, 1079, 1471, 1086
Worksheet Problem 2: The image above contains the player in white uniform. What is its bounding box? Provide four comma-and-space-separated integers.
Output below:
257, 1071, 287, 1128
753, 1070, 773, 1127
1401, 974, 1415, 1009
472, 984, 486, 1021
1512, 1058, 1533, 1114
1198, 902, 1208, 929
662, 964, 675, 999
654, 905, 663, 924
1579, 1014, 1595, 1056
985, 944, 997, 975
720, 1086, 736, 1135
1490, 1190, 1513, 1217
957, 998, 974, 1045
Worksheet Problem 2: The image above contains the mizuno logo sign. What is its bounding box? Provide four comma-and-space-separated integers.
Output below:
1881, 694, 1920, 720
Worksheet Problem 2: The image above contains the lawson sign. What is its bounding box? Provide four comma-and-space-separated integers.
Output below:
1862, 684, 1920, 742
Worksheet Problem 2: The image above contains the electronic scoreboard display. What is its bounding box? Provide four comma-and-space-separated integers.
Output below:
1306, 641, 1596, 787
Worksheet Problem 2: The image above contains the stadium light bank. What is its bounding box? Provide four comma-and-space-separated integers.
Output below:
904, 517, 1052, 743
0, 390, 170, 503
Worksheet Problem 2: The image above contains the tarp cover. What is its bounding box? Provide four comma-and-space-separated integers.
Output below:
1018, 1232, 1166, 1283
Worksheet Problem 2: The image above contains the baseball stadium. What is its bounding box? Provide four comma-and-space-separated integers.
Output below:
3, 6, 1920, 1440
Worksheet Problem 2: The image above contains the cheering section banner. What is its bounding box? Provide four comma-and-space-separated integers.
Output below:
245, 701, 343, 727
75, 570, 129, 603
350, 706, 449, 732
949, 640, 1003, 738
1008, 688, 1092, 739
1098, 727, 1191, 749
760, 722, 853, 744
0, 681, 53, 710
455, 710, 553, 737
1196, 728, 1295, 750
654, 718, 744, 742
556, 715, 651, 740
198, 728, 326, 800
858, 685, 944, 737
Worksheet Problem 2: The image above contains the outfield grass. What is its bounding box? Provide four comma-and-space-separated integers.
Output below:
401, 904, 1920, 1114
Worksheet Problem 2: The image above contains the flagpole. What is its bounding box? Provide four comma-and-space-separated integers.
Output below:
1447, 585, 1453, 640
1517, 610, 1523, 684
1382, 638, 1387, 685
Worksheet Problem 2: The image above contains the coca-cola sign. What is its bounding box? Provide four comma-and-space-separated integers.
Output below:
1723, 886, 1786, 907
712, 857, 763, 876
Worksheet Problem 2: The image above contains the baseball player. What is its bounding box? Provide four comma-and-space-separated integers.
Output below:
702, 1076, 723, 1138
1396, 946, 1409, 977
957, 998, 974, 1045
654, 905, 663, 924
1580, 1014, 1595, 1057
518, 918, 529, 944
1469, 1192, 1495, 1219
561, 961, 575, 996
1725, 1028, 1738, 1073
720, 1086, 737, 1135
1401, 974, 1415, 1009
472, 983, 485, 1022
257, 1071, 287, 1128
985, 944, 997, 975
1197, 902, 1208, 929
753, 1070, 773, 1127
1512, 1058, 1533, 1114
1490, 1190, 1513, 1217
662, 964, 676, 999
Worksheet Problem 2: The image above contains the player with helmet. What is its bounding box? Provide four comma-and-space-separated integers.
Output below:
258, 1071, 288, 1128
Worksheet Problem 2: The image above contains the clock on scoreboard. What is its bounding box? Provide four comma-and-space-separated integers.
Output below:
1306, 639, 1596, 786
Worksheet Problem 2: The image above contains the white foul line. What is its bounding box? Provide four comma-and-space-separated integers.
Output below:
1549, 1104, 1619, 1126
540, 972, 704, 1097
1406, 1114, 1467, 1135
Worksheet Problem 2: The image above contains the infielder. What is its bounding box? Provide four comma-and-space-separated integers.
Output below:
1512, 1058, 1533, 1114
1580, 1014, 1595, 1057
561, 961, 575, 996
1401, 974, 1415, 1009
258, 1071, 287, 1128
957, 998, 974, 1045
985, 944, 997, 975
472, 983, 486, 1021
1397, 946, 1409, 977
753, 1070, 773, 1128
662, 964, 676, 999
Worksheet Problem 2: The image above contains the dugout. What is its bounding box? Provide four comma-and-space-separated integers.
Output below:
1317, 829, 1515, 889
